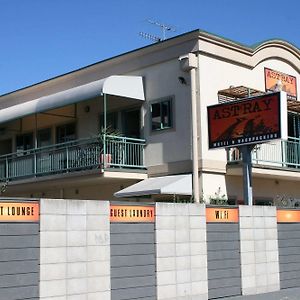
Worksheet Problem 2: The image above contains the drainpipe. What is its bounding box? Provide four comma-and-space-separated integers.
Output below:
179, 53, 200, 203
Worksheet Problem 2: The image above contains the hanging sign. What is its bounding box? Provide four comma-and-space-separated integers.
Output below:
110, 205, 155, 223
207, 92, 287, 149
0, 202, 39, 222
265, 68, 297, 100
206, 207, 239, 223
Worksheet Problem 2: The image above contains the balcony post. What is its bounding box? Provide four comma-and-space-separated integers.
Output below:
103, 93, 107, 168
5, 156, 8, 179
34, 113, 38, 176
66, 147, 69, 170
34, 152, 37, 176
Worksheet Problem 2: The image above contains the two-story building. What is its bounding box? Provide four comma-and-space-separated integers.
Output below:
0, 29, 299, 204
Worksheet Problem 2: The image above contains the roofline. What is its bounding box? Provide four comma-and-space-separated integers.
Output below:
197, 29, 300, 56
1, 29, 299, 98
0, 30, 200, 98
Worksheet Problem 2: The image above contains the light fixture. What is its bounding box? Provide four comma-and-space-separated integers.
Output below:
178, 76, 187, 85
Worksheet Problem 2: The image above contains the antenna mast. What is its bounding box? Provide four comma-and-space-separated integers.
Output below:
139, 19, 176, 43
147, 19, 176, 41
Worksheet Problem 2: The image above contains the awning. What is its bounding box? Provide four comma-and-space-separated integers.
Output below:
114, 174, 192, 198
0, 75, 144, 124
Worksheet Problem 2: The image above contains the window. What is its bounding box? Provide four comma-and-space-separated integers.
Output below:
288, 112, 300, 139
37, 128, 52, 148
151, 98, 172, 131
16, 132, 34, 153
122, 109, 140, 138
254, 198, 273, 206
100, 112, 118, 132
56, 123, 76, 144
227, 197, 238, 206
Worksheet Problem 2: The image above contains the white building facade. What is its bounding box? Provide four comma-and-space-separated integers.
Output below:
0, 29, 299, 204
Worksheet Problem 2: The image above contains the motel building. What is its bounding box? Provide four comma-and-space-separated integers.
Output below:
0, 29, 300, 300
0, 29, 299, 204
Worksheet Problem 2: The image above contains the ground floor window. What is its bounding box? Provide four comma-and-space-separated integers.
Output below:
254, 198, 273, 206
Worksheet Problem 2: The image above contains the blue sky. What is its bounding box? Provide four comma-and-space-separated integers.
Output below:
1, 0, 299, 95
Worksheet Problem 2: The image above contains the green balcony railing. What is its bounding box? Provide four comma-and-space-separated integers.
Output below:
227, 137, 300, 169
0, 135, 146, 181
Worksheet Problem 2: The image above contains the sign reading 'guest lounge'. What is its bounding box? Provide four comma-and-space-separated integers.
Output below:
0, 202, 39, 222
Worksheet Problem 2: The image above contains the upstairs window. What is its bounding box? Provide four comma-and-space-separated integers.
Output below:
288, 112, 300, 139
56, 123, 76, 144
16, 132, 33, 153
37, 128, 52, 148
100, 111, 118, 132
151, 98, 173, 131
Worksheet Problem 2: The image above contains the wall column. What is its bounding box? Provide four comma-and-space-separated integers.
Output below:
239, 205, 280, 295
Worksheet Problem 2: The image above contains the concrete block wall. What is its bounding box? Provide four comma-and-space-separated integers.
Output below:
239, 205, 280, 296
155, 203, 208, 300
39, 199, 110, 300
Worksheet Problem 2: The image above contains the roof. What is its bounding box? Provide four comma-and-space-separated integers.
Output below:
218, 86, 300, 113
0, 76, 145, 125
1, 29, 299, 99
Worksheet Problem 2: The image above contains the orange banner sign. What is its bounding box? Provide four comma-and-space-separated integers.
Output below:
265, 68, 297, 100
206, 207, 239, 223
0, 202, 39, 222
110, 205, 155, 223
277, 210, 300, 223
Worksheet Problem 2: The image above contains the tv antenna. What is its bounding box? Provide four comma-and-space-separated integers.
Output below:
139, 19, 177, 43
139, 32, 161, 43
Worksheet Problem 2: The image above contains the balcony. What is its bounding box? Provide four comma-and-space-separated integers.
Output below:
0, 135, 146, 182
227, 137, 300, 170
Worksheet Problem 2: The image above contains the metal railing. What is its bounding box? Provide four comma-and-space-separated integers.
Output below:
227, 137, 300, 169
0, 135, 146, 181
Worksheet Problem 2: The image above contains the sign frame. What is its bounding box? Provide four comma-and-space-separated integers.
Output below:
207, 91, 287, 149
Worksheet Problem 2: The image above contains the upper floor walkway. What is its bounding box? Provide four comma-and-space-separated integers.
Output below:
0, 134, 146, 182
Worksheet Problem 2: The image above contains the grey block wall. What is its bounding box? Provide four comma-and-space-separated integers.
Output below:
278, 222, 300, 289
239, 206, 280, 296
0, 221, 39, 300
207, 223, 241, 299
111, 222, 156, 300
39, 199, 110, 300
155, 203, 208, 300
